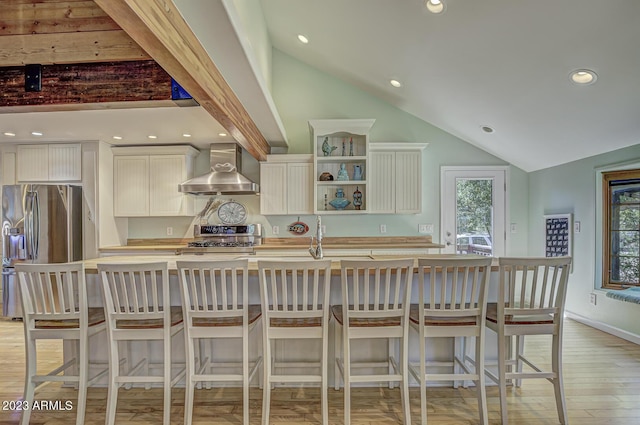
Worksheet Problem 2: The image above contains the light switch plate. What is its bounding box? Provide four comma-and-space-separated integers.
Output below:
574, 221, 581, 233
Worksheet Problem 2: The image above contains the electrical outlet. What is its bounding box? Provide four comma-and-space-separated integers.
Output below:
321, 225, 326, 234
510, 223, 517, 233
419, 224, 434, 234
272, 225, 280, 235
380, 224, 387, 234
166, 227, 173, 236
590, 293, 597, 305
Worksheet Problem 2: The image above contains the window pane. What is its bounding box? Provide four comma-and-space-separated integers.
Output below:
610, 256, 639, 284
456, 179, 493, 255
606, 172, 640, 287
611, 231, 639, 256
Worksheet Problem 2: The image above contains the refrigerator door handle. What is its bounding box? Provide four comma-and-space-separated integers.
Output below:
32, 191, 40, 260
24, 191, 32, 260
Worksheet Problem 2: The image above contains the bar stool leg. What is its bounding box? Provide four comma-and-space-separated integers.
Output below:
20, 338, 37, 425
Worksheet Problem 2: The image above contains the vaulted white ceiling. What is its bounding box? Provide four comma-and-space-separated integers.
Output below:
2, 0, 639, 173
259, 0, 640, 171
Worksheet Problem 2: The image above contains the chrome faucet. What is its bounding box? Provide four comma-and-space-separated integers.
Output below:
309, 215, 324, 259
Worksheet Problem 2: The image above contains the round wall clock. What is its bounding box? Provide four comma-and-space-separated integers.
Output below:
217, 200, 248, 225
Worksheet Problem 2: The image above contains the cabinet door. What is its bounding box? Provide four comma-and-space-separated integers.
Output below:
16, 145, 49, 182
369, 151, 395, 213
114, 156, 149, 216
2, 152, 16, 185
49, 144, 81, 181
287, 163, 313, 214
395, 151, 422, 213
149, 155, 187, 216
260, 162, 287, 215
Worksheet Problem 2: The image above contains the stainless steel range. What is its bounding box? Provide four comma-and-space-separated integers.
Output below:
178, 224, 262, 254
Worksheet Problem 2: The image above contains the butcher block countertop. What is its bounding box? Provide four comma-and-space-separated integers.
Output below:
83, 252, 486, 273
99, 236, 444, 253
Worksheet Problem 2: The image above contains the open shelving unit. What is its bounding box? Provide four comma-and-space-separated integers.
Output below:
308, 119, 375, 214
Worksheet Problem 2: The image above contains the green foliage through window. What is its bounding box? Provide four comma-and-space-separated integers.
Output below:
604, 171, 640, 288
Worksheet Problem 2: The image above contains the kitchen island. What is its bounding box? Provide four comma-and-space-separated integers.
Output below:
82, 252, 499, 388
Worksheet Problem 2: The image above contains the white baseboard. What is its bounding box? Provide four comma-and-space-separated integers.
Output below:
565, 310, 640, 345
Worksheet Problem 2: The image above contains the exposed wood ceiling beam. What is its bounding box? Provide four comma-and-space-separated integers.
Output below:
0, 0, 149, 65
93, 0, 270, 161
0, 60, 184, 112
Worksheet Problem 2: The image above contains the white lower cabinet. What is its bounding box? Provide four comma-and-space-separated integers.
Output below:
112, 146, 199, 217
369, 143, 427, 214
260, 154, 313, 215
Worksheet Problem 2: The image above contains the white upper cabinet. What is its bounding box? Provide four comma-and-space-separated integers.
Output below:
369, 143, 427, 214
112, 145, 199, 217
309, 119, 375, 214
114, 155, 149, 216
16, 144, 81, 182
260, 154, 313, 215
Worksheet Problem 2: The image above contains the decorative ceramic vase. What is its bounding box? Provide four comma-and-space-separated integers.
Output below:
319, 172, 334, 181
321, 137, 337, 156
336, 163, 349, 181
352, 165, 362, 180
329, 188, 351, 210
353, 186, 363, 210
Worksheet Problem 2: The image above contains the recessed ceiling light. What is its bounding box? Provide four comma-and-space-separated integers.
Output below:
218, 132, 227, 137
182, 133, 191, 138
31, 131, 43, 136
390, 79, 402, 88
148, 135, 157, 139
112, 136, 123, 140
426, 0, 446, 14
297, 34, 309, 44
481, 125, 495, 134
3, 132, 15, 137
570, 69, 597, 85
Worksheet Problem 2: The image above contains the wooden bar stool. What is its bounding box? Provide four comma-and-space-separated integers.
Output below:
485, 256, 571, 424
332, 258, 414, 425
98, 262, 184, 425
16, 262, 106, 425
177, 259, 262, 425
258, 259, 332, 425
409, 256, 492, 425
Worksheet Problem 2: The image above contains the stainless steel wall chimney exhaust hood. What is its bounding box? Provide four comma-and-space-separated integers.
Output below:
179, 143, 259, 195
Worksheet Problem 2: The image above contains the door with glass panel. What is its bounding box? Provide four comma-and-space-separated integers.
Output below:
441, 167, 507, 256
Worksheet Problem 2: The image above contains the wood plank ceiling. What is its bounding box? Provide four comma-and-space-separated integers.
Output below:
0, 0, 269, 160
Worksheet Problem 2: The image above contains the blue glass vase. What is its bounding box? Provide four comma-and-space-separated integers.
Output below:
329, 188, 351, 210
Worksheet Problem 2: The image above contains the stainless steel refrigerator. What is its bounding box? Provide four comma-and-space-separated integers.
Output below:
2, 184, 83, 318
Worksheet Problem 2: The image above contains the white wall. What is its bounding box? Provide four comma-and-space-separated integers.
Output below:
529, 143, 640, 338
123, 49, 530, 256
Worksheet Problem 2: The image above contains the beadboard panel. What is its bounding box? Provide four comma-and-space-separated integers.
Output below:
369, 151, 395, 213
287, 163, 313, 214
395, 151, 421, 214
149, 155, 186, 215
49, 144, 82, 181
260, 162, 287, 215
113, 156, 149, 216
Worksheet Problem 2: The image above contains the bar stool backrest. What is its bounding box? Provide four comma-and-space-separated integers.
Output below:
98, 262, 170, 326
340, 258, 414, 323
417, 257, 492, 319
17, 262, 87, 326
497, 256, 571, 323
177, 259, 249, 323
258, 259, 332, 321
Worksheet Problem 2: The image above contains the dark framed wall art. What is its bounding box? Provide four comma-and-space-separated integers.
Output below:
544, 213, 573, 259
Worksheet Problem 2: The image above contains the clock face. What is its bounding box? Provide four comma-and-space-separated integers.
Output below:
217, 201, 247, 225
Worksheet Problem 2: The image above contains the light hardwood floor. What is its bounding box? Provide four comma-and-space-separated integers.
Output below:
0, 316, 638, 424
